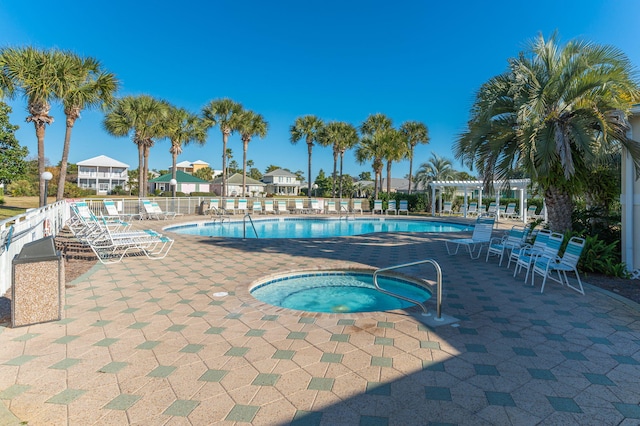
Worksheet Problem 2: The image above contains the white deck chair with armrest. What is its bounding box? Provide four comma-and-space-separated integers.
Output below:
276, 200, 290, 214
531, 236, 585, 294
509, 229, 550, 270
352, 200, 363, 214
294, 199, 307, 214
441, 201, 453, 216
224, 199, 236, 214
486, 225, 529, 266
151, 202, 181, 219
326, 201, 338, 214
386, 200, 397, 215
502, 203, 517, 219
263, 199, 275, 214
372, 200, 383, 215
514, 231, 563, 283
340, 200, 349, 214
445, 218, 495, 259
251, 201, 263, 214
309, 199, 322, 214
398, 200, 408, 215
467, 202, 478, 216
236, 199, 248, 214
103, 199, 140, 221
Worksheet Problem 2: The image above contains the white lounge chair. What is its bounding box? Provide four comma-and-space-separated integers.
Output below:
386, 200, 397, 215
151, 201, 181, 219
263, 199, 275, 214
352, 200, 363, 214
339, 200, 349, 214
514, 231, 564, 282
236, 199, 248, 214
445, 218, 495, 259
527, 205, 543, 221
103, 199, 140, 221
224, 199, 236, 214
294, 199, 307, 214
251, 201, 263, 214
325, 201, 338, 214
486, 225, 529, 266
372, 200, 383, 215
531, 236, 585, 294
276, 200, 290, 214
86, 222, 174, 264
502, 203, 518, 219
398, 200, 409, 215
441, 201, 453, 216
467, 202, 478, 216
309, 199, 322, 214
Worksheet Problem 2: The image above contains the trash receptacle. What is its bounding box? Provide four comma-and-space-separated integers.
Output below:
199, 201, 210, 215
12, 236, 64, 327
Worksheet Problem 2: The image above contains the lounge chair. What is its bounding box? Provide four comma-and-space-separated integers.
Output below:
224, 199, 236, 214
352, 200, 363, 214
103, 199, 140, 221
513, 231, 564, 282
151, 201, 181, 220
276, 200, 290, 214
326, 201, 338, 214
498, 205, 506, 218
531, 236, 585, 294
386, 200, 397, 215
485, 202, 497, 217
485, 225, 530, 266
294, 199, 307, 214
398, 200, 409, 215
263, 199, 275, 214
467, 202, 478, 216
527, 205, 543, 221
236, 199, 248, 214
508, 229, 550, 270
340, 200, 349, 214
502, 203, 518, 219
445, 218, 495, 259
372, 200, 383, 215
251, 201, 263, 214
441, 201, 453, 216
309, 199, 322, 214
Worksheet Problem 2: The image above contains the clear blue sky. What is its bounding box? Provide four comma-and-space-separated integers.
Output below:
2, 0, 640, 182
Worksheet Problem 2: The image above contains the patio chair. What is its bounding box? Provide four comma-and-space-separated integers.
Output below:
326, 201, 338, 214
531, 236, 586, 295
485, 224, 530, 266
498, 205, 506, 218
467, 202, 478, 216
103, 199, 140, 221
340, 200, 349, 214
398, 200, 409, 215
513, 231, 564, 282
508, 229, 550, 270
151, 202, 181, 220
236, 199, 248, 214
224, 199, 236, 214
276, 200, 290, 214
502, 203, 518, 219
444, 218, 495, 259
309, 199, 322, 214
263, 199, 275, 214
372, 200, 383, 215
441, 201, 453, 216
352, 200, 363, 214
527, 205, 543, 221
386, 200, 397, 215
294, 199, 307, 214
485, 202, 497, 217
251, 201, 263, 214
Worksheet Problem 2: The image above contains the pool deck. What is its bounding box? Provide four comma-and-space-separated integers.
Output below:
1, 214, 639, 425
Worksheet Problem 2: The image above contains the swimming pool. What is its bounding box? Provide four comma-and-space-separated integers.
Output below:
250, 270, 432, 313
166, 217, 471, 238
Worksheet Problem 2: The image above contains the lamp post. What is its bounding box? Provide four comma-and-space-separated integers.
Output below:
312, 184, 318, 198
41, 171, 53, 207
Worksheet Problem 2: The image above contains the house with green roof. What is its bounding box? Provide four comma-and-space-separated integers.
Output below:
211, 173, 265, 196
148, 170, 211, 195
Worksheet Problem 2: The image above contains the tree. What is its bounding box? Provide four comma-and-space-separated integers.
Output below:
103, 95, 169, 197
414, 153, 456, 188
162, 106, 206, 196
400, 121, 429, 194
202, 98, 243, 197
57, 54, 118, 200
358, 171, 372, 181
381, 128, 408, 195
248, 168, 262, 181
1, 47, 69, 206
290, 115, 324, 197
455, 33, 640, 232
0, 101, 29, 185
236, 110, 268, 196
194, 167, 213, 181
318, 121, 359, 197
265, 164, 281, 173
357, 114, 392, 198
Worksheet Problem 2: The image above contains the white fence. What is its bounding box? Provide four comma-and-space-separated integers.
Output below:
0, 201, 70, 296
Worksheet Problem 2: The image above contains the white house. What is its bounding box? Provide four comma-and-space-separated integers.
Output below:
211, 173, 265, 196
77, 155, 129, 195
262, 169, 302, 195
148, 171, 211, 195
623, 105, 640, 279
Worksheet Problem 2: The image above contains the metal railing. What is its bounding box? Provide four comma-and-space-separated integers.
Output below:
373, 259, 443, 320
243, 214, 259, 239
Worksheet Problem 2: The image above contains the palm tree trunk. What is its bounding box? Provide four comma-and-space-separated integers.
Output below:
373, 170, 379, 199
408, 147, 414, 194
386, 162, 392, 194
307, 141, 313, 198
332, 151, 338, 198
137, 143, 144, 198
57, 116, 75, 200
222, 130, 229, 197
339, 153, 344, 198
143, 145, 150, 198
35, 122, 46, 207
171, 148, 178, 198
544, 185, 573, 233
242, 139, 248, 197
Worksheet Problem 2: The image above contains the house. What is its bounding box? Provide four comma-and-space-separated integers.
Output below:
170, 160, 220, 177
211, 173, 266, 196
262, 169, 303, 195
148, 170, 211, 195
76, 155, 129, 195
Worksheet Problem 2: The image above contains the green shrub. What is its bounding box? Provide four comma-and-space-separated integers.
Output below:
6, 180, 36, 196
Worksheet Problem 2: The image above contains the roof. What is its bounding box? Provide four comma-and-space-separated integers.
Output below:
212, 173, 265, 186
76, 155, 129, 168
429, 179, 531, 190
263, 168, 297, 178
149, 170, 210, 183
191, 160, 209, 165
175, 161, 193, 168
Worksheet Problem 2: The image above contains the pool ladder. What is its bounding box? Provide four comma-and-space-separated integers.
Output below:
339, 204, 350, 220
373, 259, 443, 321
243, 214, 259, 239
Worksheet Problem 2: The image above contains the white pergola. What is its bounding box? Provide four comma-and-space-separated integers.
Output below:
429, 179, 532, 223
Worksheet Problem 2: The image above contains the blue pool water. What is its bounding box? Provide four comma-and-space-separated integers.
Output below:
251, 271, 432, 313
167, 218, 471, 238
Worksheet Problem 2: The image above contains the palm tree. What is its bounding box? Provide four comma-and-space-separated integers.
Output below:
455, 33, 640, 232
162, 106, 207, 196
358, 113, 392, 197
1, 47, 69, 206
57, 54, 118, 200
202, 98, 243, 197
400, 121, 429, 194
381, 128, 409, 194
290, 115, 324, 197
236, 110, 268, 196
103, 95, 169, 197
334, 123, 359, 198
318, 121, 358, 197
414, 153, 456, 188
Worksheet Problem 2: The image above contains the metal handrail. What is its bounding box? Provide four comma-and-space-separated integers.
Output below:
243, 214, 259, 239
373, 259, 443, 320
339, 204, 350, 220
